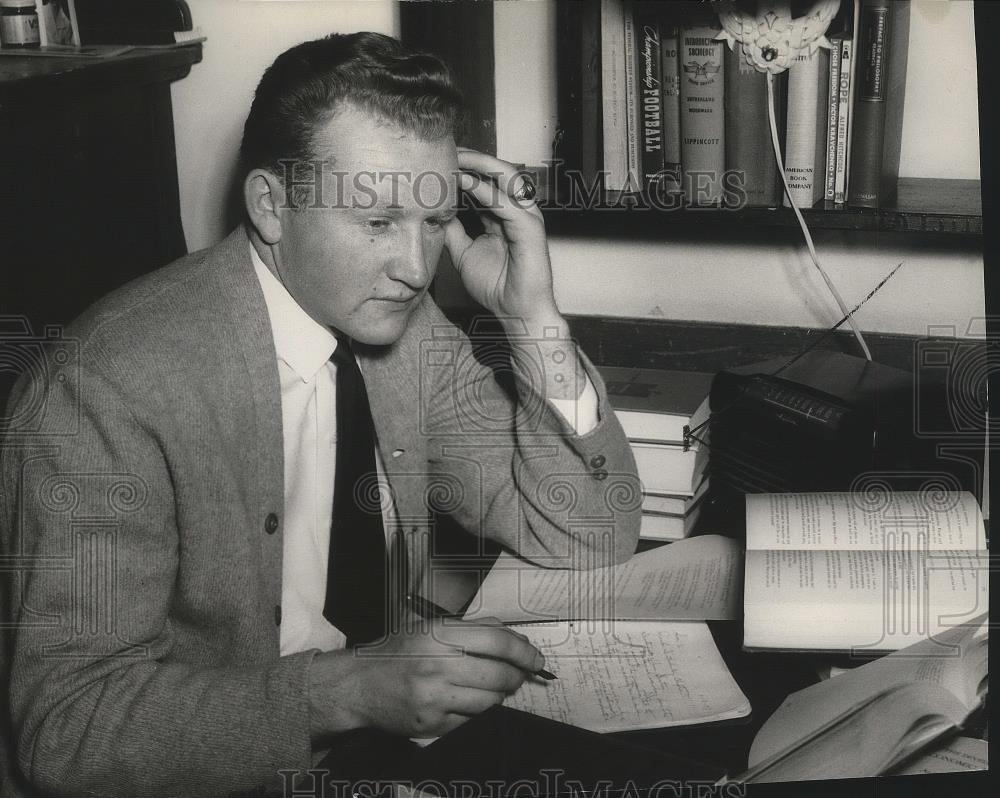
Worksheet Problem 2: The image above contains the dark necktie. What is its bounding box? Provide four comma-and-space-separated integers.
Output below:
323, 336, 388, 647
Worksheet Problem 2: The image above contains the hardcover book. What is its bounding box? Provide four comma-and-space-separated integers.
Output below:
824, 37, 843, 201
600, 0, 629, 192
781, 46, 830, 208
634, 5, 664, 193
833, 37, 854, 203
622, 1, 642, 192
739, 617, 987, 782
724, 42, 783, 207
580, 0, 603, 191
659, 18, 682, 196
847, 0, 911, 208
679, 21, 725, 205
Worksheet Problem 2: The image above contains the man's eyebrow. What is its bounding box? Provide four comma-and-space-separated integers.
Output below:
349, 202, 404, 213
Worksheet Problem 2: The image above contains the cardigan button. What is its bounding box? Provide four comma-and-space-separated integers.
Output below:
274, 605, 282, 626
589, 455, 606, 468
593, 469, 608, 481
264, 513, 279, 535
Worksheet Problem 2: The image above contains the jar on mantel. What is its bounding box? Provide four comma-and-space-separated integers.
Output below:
0, 0, 41, 48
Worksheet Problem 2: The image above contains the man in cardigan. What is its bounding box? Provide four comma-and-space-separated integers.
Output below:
0, 33, 640, 796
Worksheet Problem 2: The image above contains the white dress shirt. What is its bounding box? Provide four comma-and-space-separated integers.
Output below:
250, 246, 598, 655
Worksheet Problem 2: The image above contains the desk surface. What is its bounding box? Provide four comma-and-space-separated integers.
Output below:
395, 533, 989, 791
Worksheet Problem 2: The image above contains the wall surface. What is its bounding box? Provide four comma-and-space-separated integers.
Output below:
171, 0, 399, 251
492, 0, 985, 337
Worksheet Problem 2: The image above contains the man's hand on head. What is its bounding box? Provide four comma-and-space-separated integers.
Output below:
445, 149, 586, 402
306, 619, 545, 740
444, 149, 559, 328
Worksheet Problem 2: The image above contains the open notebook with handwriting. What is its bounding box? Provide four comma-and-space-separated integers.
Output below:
465, 536, 751, 733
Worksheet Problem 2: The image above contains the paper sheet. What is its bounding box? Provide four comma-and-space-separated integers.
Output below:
464, 535, 741, 622
505, 620, 750, 733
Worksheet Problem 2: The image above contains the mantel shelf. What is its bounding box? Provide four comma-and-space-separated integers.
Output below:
0, 44, 202, 95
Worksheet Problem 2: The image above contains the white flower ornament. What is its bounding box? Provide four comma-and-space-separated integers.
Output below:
715, 0, 842, 74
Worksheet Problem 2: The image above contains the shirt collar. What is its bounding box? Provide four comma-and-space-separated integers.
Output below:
250, 243, 338, 383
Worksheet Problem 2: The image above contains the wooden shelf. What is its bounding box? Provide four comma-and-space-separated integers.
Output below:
537, 176, 982, 238
0, 44, 202, 95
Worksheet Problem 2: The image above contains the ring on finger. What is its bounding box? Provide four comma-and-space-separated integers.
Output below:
512, 176, 536, 202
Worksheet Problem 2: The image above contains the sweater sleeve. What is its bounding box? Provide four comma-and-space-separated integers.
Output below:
1, 360, 313, 797
421, 314, 642, 570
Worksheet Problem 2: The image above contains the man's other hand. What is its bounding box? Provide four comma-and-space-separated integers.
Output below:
306, 619, 545, 740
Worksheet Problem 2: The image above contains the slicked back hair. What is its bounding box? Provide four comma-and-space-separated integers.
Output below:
240, 32, 464, 203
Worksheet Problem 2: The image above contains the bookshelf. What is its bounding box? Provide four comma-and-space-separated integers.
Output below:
400, 2, 983, 240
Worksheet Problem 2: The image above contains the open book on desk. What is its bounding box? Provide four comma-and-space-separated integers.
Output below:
464, 536, 750, 733
743, 491, 989, 652
735, 616, 988, 783
890, 735, 988, 775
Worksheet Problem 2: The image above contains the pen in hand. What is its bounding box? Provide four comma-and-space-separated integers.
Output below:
404, 592, 557, 681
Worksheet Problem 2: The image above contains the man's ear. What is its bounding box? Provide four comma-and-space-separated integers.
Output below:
244, 169, 287, 245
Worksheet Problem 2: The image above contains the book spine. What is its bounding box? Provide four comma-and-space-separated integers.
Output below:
679, 23, 725, 205
623, 3, 642, 192
634, 9, 665, 193
847, 0, 911, 208
824, 40, 842, 201
581, 0, 603, 191
659, 21, 682, 193
879, 0, 911, 204
724, 42, 779, 208
600, 0, 629, 192
833, 37, 853, 204
844, 0, 861, 198
781, 47, 830, 209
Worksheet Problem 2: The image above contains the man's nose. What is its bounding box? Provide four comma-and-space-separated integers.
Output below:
388, 227, 432, 290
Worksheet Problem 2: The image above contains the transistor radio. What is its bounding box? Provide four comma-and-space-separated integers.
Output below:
701, 349, 984, 531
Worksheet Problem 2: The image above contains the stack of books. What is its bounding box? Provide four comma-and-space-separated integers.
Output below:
587, 0, 910, 209
599, 365, 711, 541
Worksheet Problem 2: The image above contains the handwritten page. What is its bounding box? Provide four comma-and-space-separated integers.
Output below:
746, 492, 986, 552
464, 535, 741, 623
505, 621, 750, 733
